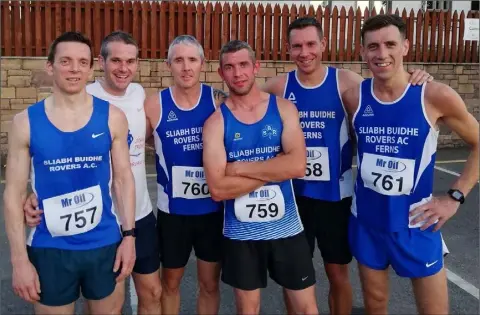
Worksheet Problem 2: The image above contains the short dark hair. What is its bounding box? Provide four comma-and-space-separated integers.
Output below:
361, 14, 406, 42
100, 31, 138, 60
219, 40, 255, 66
287, 17, 323, 43
47, 32, 94, 67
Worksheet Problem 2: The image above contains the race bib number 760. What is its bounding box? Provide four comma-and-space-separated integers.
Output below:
361, 153, 415, 196
172, 166, 211, 199
43, 185, 103, 237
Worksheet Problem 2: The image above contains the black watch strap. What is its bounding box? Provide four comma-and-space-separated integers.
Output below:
447, 189, 465, 204
122, 228, 137, 237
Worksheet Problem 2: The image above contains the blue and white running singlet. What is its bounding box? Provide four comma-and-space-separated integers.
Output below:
221, 94, 304, 241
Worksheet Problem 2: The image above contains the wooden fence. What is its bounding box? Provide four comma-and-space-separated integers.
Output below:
1, 1, 479, 63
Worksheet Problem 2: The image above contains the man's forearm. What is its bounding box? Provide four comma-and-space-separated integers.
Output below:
451, 144, 479, 197
4, 191, 28, 263
210, 175, 266, 201
113, 173, 136, 230
235, 154, 305, 182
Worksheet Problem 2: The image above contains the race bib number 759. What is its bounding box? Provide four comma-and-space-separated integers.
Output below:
234, 185, 285, 222
361, 153, 415, 196
43, 185, 103, 237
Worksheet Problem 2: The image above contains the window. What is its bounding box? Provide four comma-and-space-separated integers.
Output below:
472, 1, 479, 11
426, 0, 451, 10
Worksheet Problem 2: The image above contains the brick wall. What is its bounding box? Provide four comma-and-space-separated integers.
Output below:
1, 57, 478, 157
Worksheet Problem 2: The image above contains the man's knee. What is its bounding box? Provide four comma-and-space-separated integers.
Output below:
325, 263, 350, 286
199, 277, 220, 295
137, 280, 162, 304
161, 269, 184, 295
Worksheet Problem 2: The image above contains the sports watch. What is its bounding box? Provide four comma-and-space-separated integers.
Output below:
122, 228, 137, 238
447, 189, 465, 204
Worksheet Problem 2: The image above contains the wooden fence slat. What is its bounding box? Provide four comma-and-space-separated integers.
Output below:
256, 4, 265, 60
429, 10, 437, 62
161, 2, 168, 59
113, 1, 120, 31
354, 7, 361, 61
186, 2, 195, 37
264, 4, 272, 60
231, 3, 239, 41
272, 4, 280, 61
23, 1, 33, 56
45, 1, 52, 51
151, 2, 158, 59
338, 7, 346, 62
280, 4, 289, 60
407, 9, 414, 62
2, 1, 11, 56
444, 10, 452, 62
436, 11, 444, 62
415, 9, 422, 62
422, 10, 429, 62
451, 11, 458, 62
330, 6, 338, 61
323, 7, 331, 61
123, 1, 131, 33
141, 1, 149, 59
93, 1, 102, 56
104, 1, 112, 41
212, 2, 222, 59
195, 2, 204, 56
54, 1, 62, 39
222, 2, 231, 45
239, 4, 247, 42
346, 7, 354, 62
35, 1, 42, 55
457, 11, 465, 63
204, 2, 213, 59
65, 1, 72, 31
248, 3, 256, 50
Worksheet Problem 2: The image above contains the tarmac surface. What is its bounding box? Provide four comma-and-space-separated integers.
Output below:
0, 148, 478, 314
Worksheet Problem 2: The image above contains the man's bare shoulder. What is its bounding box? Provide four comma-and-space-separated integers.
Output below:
338, 68, 364, 91
275, 96, 299, 119
8, 108, 30, 146
144, 92, 160, 110
263, 74, 288, 96
424, 81, 466, 115
204, 107, 224, 131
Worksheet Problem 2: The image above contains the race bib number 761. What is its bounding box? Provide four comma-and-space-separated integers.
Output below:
361, 153, 415, 196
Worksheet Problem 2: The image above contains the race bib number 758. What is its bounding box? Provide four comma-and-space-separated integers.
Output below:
361, 153, 415, 196
43, 185, 103, 237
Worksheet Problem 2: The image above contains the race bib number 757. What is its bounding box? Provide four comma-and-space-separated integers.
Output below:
43, 185, 103, 237
361, 153, 415, 196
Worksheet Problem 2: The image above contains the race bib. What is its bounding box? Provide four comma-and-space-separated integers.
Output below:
361, 153, 415, 196
302, 147, 330, 181
43, 185, 103, 237
234, 185, 285, 222
172, 166, 210, 199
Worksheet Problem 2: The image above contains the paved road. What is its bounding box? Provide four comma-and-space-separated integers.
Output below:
0, 149, 478, 314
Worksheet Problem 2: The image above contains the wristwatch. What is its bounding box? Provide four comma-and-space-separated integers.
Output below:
447, 189, 465, 204
122, 228, 137, 238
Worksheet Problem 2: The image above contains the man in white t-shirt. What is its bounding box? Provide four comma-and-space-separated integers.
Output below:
23, 31, 162, 314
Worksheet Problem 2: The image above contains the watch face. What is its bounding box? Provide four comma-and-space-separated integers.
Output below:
452, 191, 462, 199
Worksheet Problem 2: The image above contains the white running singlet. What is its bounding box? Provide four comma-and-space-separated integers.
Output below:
87, 81, 153, 221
